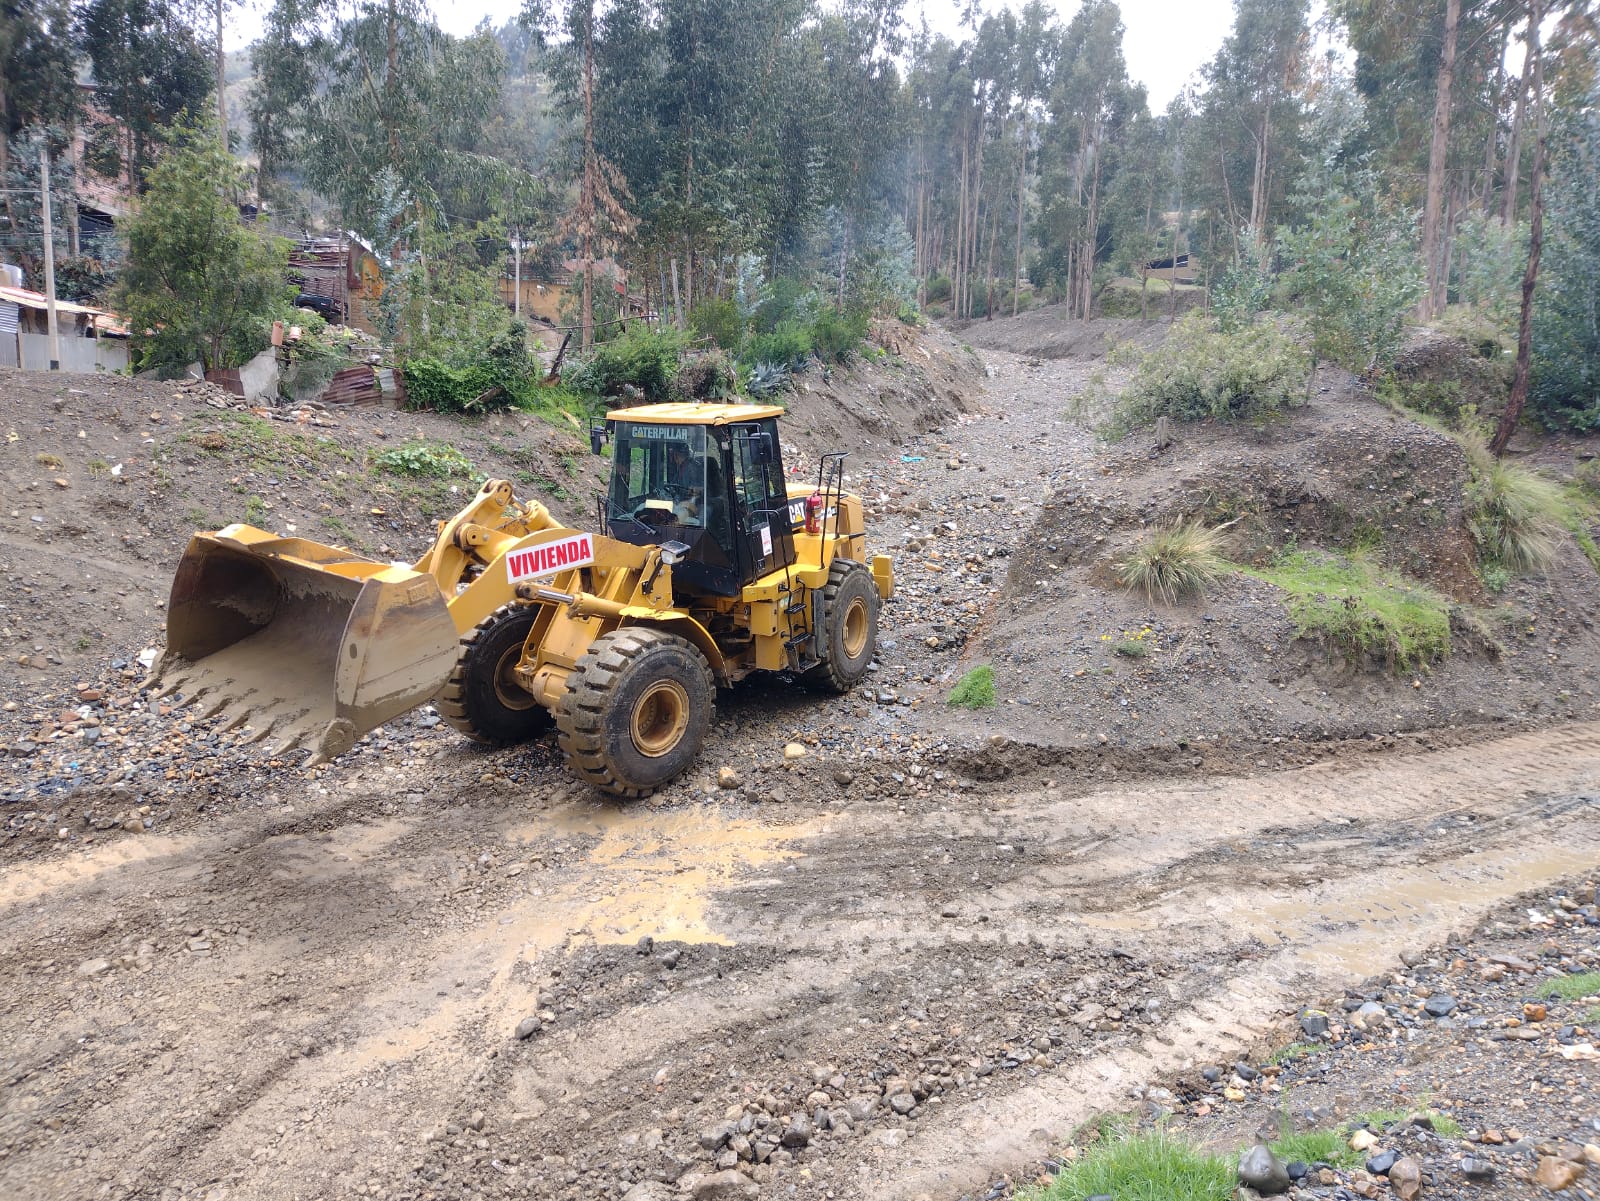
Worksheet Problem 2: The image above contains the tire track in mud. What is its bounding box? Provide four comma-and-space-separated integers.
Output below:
2, 723, 1599, 1201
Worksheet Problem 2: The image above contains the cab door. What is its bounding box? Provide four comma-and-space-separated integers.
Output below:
730, 420, 796, 583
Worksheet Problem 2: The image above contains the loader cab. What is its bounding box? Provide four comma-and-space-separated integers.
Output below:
603, 404, 797, 597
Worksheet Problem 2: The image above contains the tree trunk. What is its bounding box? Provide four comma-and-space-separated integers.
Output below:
215, 0, 227, 147
580, 7, 597, 351
1013, 111, 1027, 318
1491, 0, 1546, 456
1501, 13, 1532, 225
1249, 105, 1270, 231
1421, 0, 1460, 318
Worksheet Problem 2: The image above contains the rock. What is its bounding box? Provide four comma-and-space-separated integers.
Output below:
1350, 1129, 1379, 1152
77, 957, 112, 977
1584, 1145, 1600, 1166
514, 1016, 539, 1040
698, 1123, 735, 1151
1423, 994, 1458, 1017
1389, 1156, 1423, 1200
717, 766, 741, 790
621, 1184, 675, 1201
1524, 1003, 1548, 1022
684, 1169, 758, 1200
1460, 1157, 1497, 1183
1367, 1149, 1399, 1175
783, 742, 806, 760
888, 1091, 916, 1115
1353, 1001, 1388, 1029
1534, 1156, 1585, 1191
1237, 1139, 1290, 1195
781, 1116, 812, 1148
1299, 1009, 1330, 1038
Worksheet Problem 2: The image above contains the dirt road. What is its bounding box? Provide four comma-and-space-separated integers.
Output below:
3, 711, 1598, 1200
3, 343, 1599, 1201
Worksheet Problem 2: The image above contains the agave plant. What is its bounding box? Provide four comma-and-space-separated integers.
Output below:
745, 360, 791, 398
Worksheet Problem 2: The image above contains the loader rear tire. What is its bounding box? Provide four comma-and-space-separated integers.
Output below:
555, 627, 715, 798
802, 559, 879, 693
437, 605, 552, 745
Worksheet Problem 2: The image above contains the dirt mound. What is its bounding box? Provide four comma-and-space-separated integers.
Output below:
1389, 328, 1513, 420
948, 306, 1172, 360
958, 372, 1600, 754
1009, 385, 1482, 601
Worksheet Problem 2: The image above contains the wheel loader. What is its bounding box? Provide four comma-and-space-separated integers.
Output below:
148, 402, 893, 796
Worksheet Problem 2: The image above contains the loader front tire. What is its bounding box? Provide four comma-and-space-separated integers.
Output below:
802, 559, 879, 693
437, 605, 552, 745
555, 627, 715, 798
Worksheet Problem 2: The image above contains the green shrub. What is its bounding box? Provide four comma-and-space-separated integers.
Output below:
401, 357, 504, 413
370, 441, 474, 478
1115, 523, 1227, 603
1461, 439, 1566, 574
689, 297, 744, 352
753, 277, 811, 333
745, 321, 813, 369
563, 325, 688, 403
924, 275, 952, 304
672, 349, 738, 402
1248, 551, 1452, 669
810, 305, 869, 363
1107, 312, 1311, 434
948, 665, 996, 709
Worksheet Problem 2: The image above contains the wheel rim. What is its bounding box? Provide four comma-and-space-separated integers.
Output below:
631, 679, 690, 757
842, 596, 871, 660
493, 645, 539, 712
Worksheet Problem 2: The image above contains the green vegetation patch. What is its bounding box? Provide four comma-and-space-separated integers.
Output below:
1247, 551, 1452, 670
1539, 971, 1600, 1001
1271, 1129, 1360, 1170
184, 411, 356, 473
370, 441, 475, 479
1021, 1130, 1234, 1201
948, 665, 997, 710
1103, 311, 1311, 436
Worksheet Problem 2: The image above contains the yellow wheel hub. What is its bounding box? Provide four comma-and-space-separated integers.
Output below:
493, 646, 539, 711
842, 597, 870, 659
631, 679, 691, 757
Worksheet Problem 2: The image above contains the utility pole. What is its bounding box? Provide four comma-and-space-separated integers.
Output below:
40, 141, 60, 371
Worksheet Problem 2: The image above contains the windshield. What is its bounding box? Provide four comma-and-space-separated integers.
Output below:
607, 422, 711, 529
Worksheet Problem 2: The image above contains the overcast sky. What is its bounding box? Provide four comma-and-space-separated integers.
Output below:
224, 0, 1240, 111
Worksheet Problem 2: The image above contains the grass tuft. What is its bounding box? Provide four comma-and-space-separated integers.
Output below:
1269, 1041, 1319, 1065
1272, 1129, 1360, 1169
1461, 439, 1566, 574
1021, 1130, 1234, 1201
1115, 523, 1227, 604
1539, 971, 1600, 1001
948, 665, 997, 710
1247, 551, 1452, 670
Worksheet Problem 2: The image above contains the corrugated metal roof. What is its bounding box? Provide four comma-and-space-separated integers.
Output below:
0, 301, 17, 335
0, 284, 105, 317
319, 365, 381, 406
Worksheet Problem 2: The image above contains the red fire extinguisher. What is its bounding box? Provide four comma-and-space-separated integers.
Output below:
804, 492, 824, 535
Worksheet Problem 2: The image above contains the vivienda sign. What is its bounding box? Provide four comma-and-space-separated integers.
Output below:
506, 533, 596, 583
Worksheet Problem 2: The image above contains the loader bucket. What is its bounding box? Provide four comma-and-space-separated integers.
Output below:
148, 529, 461, 761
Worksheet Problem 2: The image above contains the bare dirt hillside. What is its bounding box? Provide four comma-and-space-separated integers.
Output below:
1, 310, 1597, 1201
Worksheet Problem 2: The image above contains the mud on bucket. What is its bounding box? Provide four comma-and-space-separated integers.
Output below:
149, 529, 460, 761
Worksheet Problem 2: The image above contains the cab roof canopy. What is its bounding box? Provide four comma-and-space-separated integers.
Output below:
608, 402, 785, 425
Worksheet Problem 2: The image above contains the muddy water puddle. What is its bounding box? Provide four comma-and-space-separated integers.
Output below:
502, 800, 829, 948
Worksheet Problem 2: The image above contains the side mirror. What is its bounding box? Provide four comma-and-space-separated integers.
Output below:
589, 423, 609, 456
748, 433, 775, 465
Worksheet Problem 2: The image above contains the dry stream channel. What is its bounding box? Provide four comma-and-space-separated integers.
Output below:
2, 349, 1598, 1201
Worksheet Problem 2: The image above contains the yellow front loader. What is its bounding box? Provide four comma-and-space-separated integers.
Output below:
149, 402, 893, 796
